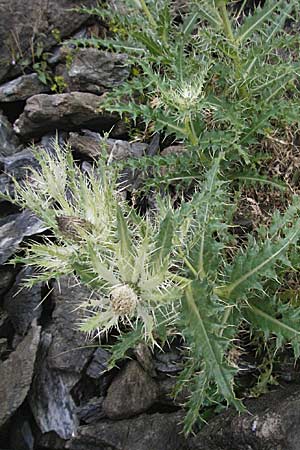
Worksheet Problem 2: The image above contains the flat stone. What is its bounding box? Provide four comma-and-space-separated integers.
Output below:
9, 412, 34, 450
28, 332, 80, 440
4, 267, 42, 335
0, 266, 14, 296
0, 0, 99, 83
0, 111, 20, 156
102, 360, 159, 419
190, 385, 300, 450
67, 48, 130, 94
38, 411, 189, 450
76, 397, 105, 424
0, 209, 46, 264
0, 73, 50, 102
86, 348, 110, 379
68, 130, 148, 161
0, 148, 39, 200
154, 348, 183, 374
47, 277, 95, 373
13, 92, 120, 138
0, 324, 41, 426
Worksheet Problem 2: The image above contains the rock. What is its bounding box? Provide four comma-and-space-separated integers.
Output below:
0, 209, 46, 264
68, 130, 112, 159
0, 0, 99, 83
102, 360, 159, 419
0, 337, 8, 356
38, 411, 188, 450
13, 92, 120, 138
0, 324, 41, 427
68, 130, 148, 161
0, 266, 14, 297
9, 413, 34, 450
4, 267, 42, 335
67, 49, 130, 94
0, 111, 20, 156
86, 348, 110, 379
0, 73, 50, 102
154, 348, 183, 374
190, 385, 300, 450
134, 342, 156, 377
0, 308, 10, 338
28, 332, 80, 440
108, 140, 148, 162
160, 145, 187, 157
76, 397, 105, 424
0, 148, 38, 199
47, 277, 95, 373
158, 377, 189, 407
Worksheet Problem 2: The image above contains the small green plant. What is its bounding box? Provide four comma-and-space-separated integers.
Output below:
4, 141, 300, 433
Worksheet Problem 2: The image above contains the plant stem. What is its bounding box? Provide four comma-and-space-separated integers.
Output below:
216, 0, 234, 42
139, 0, 157, 29
185, 116, 198, 145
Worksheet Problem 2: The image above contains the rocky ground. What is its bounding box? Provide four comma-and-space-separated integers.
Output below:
1, 1, 300, 449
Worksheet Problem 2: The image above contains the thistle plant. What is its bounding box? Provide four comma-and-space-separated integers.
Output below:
4, 142, 300, 434
72, 0, 300, 170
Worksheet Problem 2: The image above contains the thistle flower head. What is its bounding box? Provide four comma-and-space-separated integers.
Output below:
110, 284, 138, 316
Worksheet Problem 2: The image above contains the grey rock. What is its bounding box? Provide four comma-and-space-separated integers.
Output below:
9, 414, 34, 450
190, 385, 300, 450
68, 130, 111, 159
103, 360, 159, 419
134, 342, 156, 377
0, 0, 99, 83
48, 28, 90, 66
76, 397, 105, 424
0, 73, 50, 102
108, 139, 148, 162
38, 412, 188, 450
0, 337, 7, 355
0, 111, 20, 156
28, 332, 80, 440
158, 377, 189, 406
69, 412, 188, 450
0, 324, 41, 426
0, 148, 38, 200
86, 348, 110, 379
67, 48, 130, 94
4, 267, 42, 335
68, 130, 148, 161
0, 308, 9, 337
0, 209, 46, 264
13, 92, 120, 138
0, 266, 14, 296
47, 277, 95, 373
154, 348, 183, 374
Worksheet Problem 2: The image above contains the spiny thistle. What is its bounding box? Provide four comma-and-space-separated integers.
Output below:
3, 141, 300, 434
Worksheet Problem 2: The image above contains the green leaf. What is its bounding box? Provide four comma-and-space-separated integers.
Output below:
151, 212, 174, 270
236, 1, 280, 43
181, 11, 200, 36
107, 323, 144, 369
116, 205, 134, 282
246, 298, 300, 357
183, 281, 243, 410
221, 213, 300, 301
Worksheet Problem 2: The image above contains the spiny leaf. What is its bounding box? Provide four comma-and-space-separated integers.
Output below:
221, 213, 300, 301
116, 205, 134, 282
246, 298, 300, 357
183, 281, 243, 410
151, 212, 174, 270
236, 1, 281, 43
